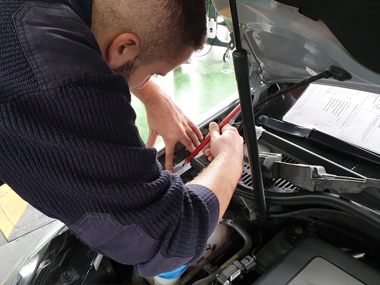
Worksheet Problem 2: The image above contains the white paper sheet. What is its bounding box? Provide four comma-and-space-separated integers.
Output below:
283, 84, 380, 155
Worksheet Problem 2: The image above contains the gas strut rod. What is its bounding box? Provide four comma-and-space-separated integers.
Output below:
228, 0, 267, 220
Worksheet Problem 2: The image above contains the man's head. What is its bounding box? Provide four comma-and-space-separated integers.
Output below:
92, 0, 207, 89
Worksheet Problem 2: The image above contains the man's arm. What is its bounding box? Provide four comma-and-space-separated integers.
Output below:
4, 76, 243, 276
188, 122, 244, 221
131, 79, 203, 172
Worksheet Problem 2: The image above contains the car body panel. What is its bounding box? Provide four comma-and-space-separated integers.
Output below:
213, 0, 380, 93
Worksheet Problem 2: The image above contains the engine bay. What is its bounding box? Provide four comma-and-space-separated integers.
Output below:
22, 97, 380, 285
4, 0, 380, 284
11, 2, 380, 280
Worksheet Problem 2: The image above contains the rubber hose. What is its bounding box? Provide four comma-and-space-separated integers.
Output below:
235, 183, 380, 231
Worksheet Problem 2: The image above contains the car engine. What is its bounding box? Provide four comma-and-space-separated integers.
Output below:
15, 98, 380, 285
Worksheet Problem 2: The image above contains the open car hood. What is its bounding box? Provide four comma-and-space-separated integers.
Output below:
213, 0, 380, 92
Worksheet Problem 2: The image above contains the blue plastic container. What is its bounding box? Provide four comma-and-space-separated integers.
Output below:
157, 264, 190, 280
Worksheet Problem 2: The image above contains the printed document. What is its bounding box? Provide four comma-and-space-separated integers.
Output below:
283, 84, 380, 155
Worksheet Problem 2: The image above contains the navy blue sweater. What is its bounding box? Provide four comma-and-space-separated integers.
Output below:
0, 0, 219, 277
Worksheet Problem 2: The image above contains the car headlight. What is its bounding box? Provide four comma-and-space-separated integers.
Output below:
3, 221, 67, 285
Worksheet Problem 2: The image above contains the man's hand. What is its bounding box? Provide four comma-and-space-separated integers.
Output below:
145, 95, 203, 172
189, 122, 244, 221
131, 80, 203, 172
203, 122, 243, 162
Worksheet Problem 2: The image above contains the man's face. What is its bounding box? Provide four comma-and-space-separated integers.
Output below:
112, 48, 194, 90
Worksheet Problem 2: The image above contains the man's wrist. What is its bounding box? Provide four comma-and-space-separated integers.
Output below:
214, 152, 243, 173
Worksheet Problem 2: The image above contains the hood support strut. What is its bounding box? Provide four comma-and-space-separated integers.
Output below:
229, 0, 267, 220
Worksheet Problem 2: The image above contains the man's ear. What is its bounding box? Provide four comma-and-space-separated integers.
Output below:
106, 33, 140, 68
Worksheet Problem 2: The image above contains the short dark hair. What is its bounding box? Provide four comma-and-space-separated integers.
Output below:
142, 0, 207, 63
166, 0, 207, 51
93, 0, 207, 64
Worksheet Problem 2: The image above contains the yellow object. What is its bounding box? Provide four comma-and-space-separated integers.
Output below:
0, 184, 27, 239
295, 228, 303, 235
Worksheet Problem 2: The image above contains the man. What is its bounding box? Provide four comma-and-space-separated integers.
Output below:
0, 0, 244, 277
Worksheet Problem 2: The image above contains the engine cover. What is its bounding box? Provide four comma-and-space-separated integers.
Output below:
254, 237, 380, 285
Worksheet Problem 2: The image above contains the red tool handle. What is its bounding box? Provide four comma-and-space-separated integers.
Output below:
184, 104, 241, 165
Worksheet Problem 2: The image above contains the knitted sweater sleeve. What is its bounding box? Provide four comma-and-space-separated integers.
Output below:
0, 73, 220, 276
0, 0, 220, 277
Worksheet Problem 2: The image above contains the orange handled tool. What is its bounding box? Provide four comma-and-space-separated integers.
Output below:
184, 104, 241, 165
